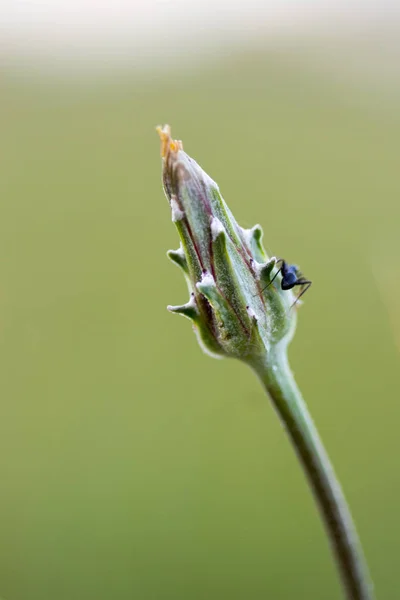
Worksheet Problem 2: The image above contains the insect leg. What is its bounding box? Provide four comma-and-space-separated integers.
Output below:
290, 280, 312, 308
261, 267, 282, 293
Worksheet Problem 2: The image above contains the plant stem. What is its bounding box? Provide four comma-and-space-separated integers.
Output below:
250, 343, 374, 600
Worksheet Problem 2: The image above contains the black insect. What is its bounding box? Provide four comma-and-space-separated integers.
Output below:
263, 259, 312, 307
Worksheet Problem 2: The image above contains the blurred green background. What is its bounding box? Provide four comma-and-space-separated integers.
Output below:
1, 47, 400, 600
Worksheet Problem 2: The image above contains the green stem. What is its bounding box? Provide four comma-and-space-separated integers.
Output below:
250, 343, 374, 600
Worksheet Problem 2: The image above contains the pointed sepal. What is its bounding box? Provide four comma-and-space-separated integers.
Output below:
168, 293, 198, 321
256, 257, 277, 288
242, 224, 267, 263
167, 245, 189, 275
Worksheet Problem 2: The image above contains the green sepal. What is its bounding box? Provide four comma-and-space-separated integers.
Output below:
167, 293, 198, 320
257, 257, 277, 288
210, 217, 252, 325
196, 272, 226, 311
197, 271, 250, 357
242, 224, 267, 263
167, 245, 189, 275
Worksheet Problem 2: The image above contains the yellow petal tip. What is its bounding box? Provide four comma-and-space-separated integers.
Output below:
156, 124, 183, 158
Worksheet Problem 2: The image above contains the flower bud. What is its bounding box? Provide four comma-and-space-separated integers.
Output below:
157, 125, 297, 364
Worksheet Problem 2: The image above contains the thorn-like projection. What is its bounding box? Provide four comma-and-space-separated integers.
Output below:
167, 245, 189, 274
242, 224, 266, 263
168, 293, 198, 321
196, 271, 233, 321
256, 257, 277, 287
196, 271, 218, 300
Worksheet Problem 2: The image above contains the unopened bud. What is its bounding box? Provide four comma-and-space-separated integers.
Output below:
157, 125, 296, 364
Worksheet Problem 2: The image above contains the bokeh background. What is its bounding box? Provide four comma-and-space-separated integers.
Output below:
1, 2, 400, 599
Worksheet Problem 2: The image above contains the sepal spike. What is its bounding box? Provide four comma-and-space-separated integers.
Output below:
167, 293, 198, 321
167, 245, 189, 274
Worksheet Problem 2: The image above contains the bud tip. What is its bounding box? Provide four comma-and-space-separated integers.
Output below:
156, 124, 183, 158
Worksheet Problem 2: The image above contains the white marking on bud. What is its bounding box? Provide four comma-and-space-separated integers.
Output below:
254, 257, 277, 279
171, 197, 184, 222
210, 217, 225, 241
199, 271, 215, 288
253, 261, 264, 278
